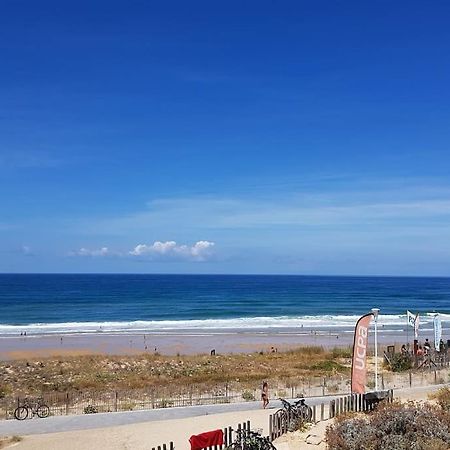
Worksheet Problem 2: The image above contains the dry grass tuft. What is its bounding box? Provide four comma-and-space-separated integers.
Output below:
0, 436, 23, 449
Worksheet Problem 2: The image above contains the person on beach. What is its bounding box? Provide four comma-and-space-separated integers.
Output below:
261, 381, 269, 409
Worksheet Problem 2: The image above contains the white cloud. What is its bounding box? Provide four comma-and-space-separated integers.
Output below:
129, 240, 215, 261
72, 247, 111, 257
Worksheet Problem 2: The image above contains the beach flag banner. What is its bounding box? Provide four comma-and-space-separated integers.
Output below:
434, 314, 442, 350
414, 313, 420, 339
407, 310, 416, 328
351, 312, 374, 394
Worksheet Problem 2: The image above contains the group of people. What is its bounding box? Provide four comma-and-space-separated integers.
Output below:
401, 338, 446, 357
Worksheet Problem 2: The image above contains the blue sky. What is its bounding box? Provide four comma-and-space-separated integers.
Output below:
1, 1, 450, 275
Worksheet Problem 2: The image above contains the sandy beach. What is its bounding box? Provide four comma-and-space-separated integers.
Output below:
0, 327, 424, 361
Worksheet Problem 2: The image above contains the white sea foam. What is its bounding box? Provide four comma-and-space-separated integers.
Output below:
1, 313, 449, 336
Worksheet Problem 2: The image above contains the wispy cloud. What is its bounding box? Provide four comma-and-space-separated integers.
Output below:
70, 247, 112, 257
129, 240, 215, 262
80, 191, 450, 236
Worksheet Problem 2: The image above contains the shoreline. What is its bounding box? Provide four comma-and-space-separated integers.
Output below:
0, 327, 429, 360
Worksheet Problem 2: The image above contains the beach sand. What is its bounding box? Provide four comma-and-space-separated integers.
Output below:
0, 328, 416, 361
8, 408, 272, 450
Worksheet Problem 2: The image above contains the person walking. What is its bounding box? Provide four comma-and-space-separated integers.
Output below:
261, 381, 269, 409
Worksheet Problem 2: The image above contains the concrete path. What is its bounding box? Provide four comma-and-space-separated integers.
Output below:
0, 395, 341, 437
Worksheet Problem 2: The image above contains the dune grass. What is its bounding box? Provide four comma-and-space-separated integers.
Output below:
0, 346, 351, 396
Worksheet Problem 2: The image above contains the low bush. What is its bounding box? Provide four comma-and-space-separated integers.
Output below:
242, 390, 255, 401
83, 405, 98, 414
288, 416, 308, 432
326, 401, 450, 450
386, 353, 412, 372
431, 387, 450, 412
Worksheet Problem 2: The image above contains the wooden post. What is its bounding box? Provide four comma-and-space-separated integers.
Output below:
320, 402, 324, 421
312, 404, 316, 423
65, 392, 69, 415
114, 391, 118, 412
409, 371, 412, 387
269, 415, 273, 441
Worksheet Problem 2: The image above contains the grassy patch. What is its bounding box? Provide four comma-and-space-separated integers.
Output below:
310, 361, 347, 373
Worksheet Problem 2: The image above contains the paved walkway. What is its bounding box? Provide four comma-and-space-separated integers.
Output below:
0, 395, 340, 436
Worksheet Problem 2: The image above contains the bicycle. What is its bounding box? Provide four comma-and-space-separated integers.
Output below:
14, 397, 50, 420
227, 428, 276, 450
293, 398, 313, 422
276, 397, 312, 430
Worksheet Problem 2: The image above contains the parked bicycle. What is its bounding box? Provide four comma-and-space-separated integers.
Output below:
293, 398, 313, 422
227, 428, 276, 450
276, 397, 313, 430
14, 397, 50, 420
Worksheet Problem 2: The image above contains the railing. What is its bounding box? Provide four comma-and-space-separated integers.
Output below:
329, 389, 393, 418
269, 389, 394, 441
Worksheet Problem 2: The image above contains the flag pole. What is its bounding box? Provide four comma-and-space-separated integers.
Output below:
406, 310, 409, 346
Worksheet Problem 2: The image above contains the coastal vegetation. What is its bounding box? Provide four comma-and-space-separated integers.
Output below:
0, 346, 351, 396
326, 389, 450, 450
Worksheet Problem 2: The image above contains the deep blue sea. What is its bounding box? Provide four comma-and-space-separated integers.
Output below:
0, 274, 449, 335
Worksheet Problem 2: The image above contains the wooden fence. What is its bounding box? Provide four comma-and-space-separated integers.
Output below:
2, 388, 242, 420
206, 421, 251, 450
269, 389, 394, 441
152, 443, 174, 450
151, 420, 252, 450
329, 389, 394, 418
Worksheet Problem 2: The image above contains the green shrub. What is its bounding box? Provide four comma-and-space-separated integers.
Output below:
386, 353, 412, 372
83, 405, 98, 414
242, 390, 255, 401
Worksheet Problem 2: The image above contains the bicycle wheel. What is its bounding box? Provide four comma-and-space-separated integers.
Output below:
37, 404, 50, 418
14, 406, 28, 420
277, 409, 289, 432
298, 404, 312, 422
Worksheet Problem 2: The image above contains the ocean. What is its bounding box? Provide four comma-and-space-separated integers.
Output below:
0, 274, 449, 336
